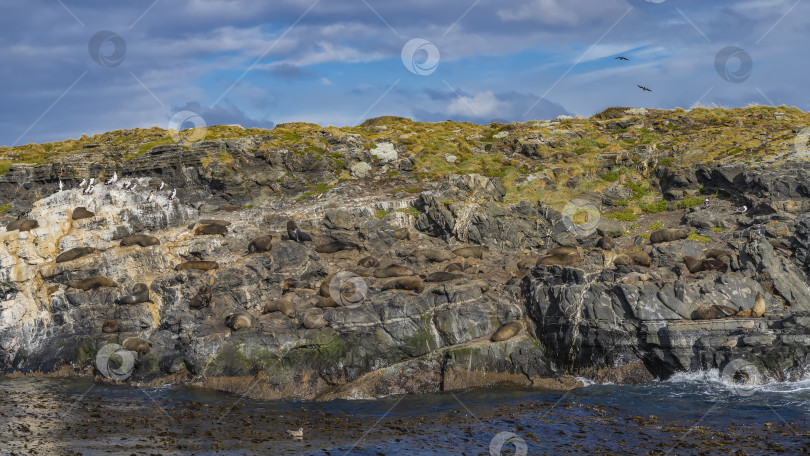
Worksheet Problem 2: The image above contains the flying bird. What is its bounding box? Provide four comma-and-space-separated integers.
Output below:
637, 85, 652, 92
615, 56, 629, 61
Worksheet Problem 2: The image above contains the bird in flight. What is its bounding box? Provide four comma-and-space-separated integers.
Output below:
637, 85, 652, 92
615, 56, 629, 61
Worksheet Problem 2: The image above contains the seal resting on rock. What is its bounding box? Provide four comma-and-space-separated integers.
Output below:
739, 291, 766, 317
71, 207, 95, 220
101, 320, 119, 333
394, 228, 409, 240
425, 271, 465, 282
196, 219, 231, 227
516, 257, 539, 270
315, 241, 361, 253
263, 298, 296, 317
55, 247, 95, 263
627, 251, 651, 267
683, 256, 704, 273
225, 312, 253, 331
122, 337, 151, 357
491, 321, 522, 342
319, 273, 336, 297
538, 253, 581, 266
287, 221, 311, 243
248, 235, 273, 253
68, 276, 117, 291
302, 309, 327, 329
612, 254, 633, 266
444, 262, 465, 273
120, 234, 160, 248
6, 219, 38, 232
175, 261, 219, 271
282, 279, 313, 291
650, 228, 689, 244
381, 276, 424, 293
374, 265, 415, 278
194, 223, 228, 236
316, 296, 338, 308
693, 304, 738, 320
416, 249, 455, 262
114, 283, 150, 305
189, 285, 212, 309
596, 237, 616, 250
357, 256, 379, 268
452, 246, 489, 259
548, 246, 578, 256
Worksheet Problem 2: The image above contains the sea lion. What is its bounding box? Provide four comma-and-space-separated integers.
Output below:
444, 262, 465, 273
225, 312, 253, 331
175, 261, 219, 271
596, 237, 616, 250
68, 276, 117, 291
683, 256, 704, 274
650, 228, 689, 244
374, 265, 415, 278
704, 248, 734, 260
189, 286, 212, 309
316, 296, 338, 308
693, 304, 738, 320
248, 235, 273, 253
278, 299, 296, 317
315, 241, 361, 253
119, 234, 160, 248
194, 223, 228, 236
702, 258, 728, 273
302, 309, 327, 329
197, 219, 231, 227
752, 291, 765, 317
416, 249, 455, 262
425, 271, 465, 282
381, 276, 424, 293
394, 228, 410, 240
5, 220, 22, 231
8, 219, 39, 232
516, 257, 539, 270
55, 247, 95, 263
282, 279, 313, 291
319, 272, 336, 297
71, 207, 95, 220
548, 246, 578, 256
612, 254, 633, 266
537, 253, 581, 266
217, 204, 242, 212
452, 246, 489, 259
287, 221, 312, 243
357, 256, 380, 268
122, 337, 151, 357
491, 321, 522, 342
627, 251, 651, 267
101, 320, 119, 333
114, 283, 150, 305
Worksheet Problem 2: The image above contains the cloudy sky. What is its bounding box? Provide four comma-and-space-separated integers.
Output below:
2, 0, 808, 146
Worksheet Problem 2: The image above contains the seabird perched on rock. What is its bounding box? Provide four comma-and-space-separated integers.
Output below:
287, 220, 312, 243
734, 205, 747, 214
58, 180, 63, 192
159, 181, 165, 191
286, 428, 303, 440
615, 56, 629, 61
78, 179, 86, 188
88, 178, 95, 186
147, 191, 155, 202
169, 188, 176, 200
637, 85, 652, 92
84, 184, 95, 195
704, 198, 709, 208
106, 171, 117, 185
129, 184, 137, 193
122, 181, 131, 189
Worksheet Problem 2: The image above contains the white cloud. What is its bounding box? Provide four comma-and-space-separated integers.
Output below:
446, 91, 506, 118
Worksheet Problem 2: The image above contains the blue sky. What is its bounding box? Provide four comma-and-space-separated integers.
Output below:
2, 0, 808, 146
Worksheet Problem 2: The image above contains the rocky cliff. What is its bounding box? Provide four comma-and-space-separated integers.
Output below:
1, 106, 809, 399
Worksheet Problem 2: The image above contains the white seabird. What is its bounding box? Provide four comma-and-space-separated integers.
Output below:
78, 178, 86, 188
286, 428, 303, 440
88, 178, 94, 186
169, 188, 176, 200
159, 181, 165, 191
147, 191, 155, 202
58, 180, 63, 192
735, 205, 747, 213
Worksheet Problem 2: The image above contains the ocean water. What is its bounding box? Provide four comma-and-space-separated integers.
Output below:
0, 372, 808, 455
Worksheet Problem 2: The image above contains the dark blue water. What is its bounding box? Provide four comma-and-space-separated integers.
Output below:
1, 371, 808, 455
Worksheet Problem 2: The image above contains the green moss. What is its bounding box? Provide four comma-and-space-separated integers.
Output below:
641, 201, 668, 213
0, 160, 10, 175
687, 231, 712, 242
679, 196, 704, 209
601, 171, 619, 182
405, 187, 421, 193
374, 209, 391, 219
605, 208, 637, 222
648, 221, 663, 230
0, 204, 11, 213
711, 226, 725, 232
659, 157, 674, 166
624, 182, 650, 200
395, 207, 421, 217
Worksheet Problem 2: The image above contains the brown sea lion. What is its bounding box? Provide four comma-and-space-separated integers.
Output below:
5, 220, 22, 231
197, 219, 231, 227
752, 291, 765, 318
278, 299, 296, 317
538, 254, 581, 266
517, 257, 539, 270
683, 256, 705, 274
282, 279, 313, 291
417, 249, 455, 262
287, 221, 312, 243
425, 271, 465, 282
189, 286, 212, 309
596, 237, 616, 250
175, 261, 219, 271
122, 337, 151, 357
548, 246, 578, 256
316, 296, 338, 308
225, 312, 253, 331
702, 258, 728, 273
491, 321, 522, 342
120, 234, 160, 247
55, 247, 95, 263
693, 304, 738, 320
627, 251, 651, 267
248, 235, 273, 253
101, 320, 119, 333
319, 272, 336, 297
381, 276, 424, 293
650, 228, 689, 244
68, 276, 117, 291
613, 254, 633, 266
357, 256, 380, 268
315, 241, 361, 253
302, 309, 327, 329
9, 219, 39, 232
452, 246, 489, 259
194, 223, 228, 236
374, 265, 415, 278
115, 283, 150, 305
394, 228, 410, 240
444, 262, 465, 273
71, 207, 95, 220
704, 248, 734, 260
